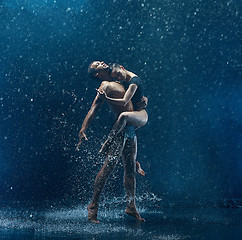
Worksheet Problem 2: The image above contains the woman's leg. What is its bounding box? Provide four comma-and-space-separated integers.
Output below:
99, 110, 148, 154
111, 109, 148, 136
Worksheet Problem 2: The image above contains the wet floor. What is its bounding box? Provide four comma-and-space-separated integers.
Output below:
0, 203, 242, 240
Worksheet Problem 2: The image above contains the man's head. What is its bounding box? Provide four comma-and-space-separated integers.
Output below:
88, 61, 111, 81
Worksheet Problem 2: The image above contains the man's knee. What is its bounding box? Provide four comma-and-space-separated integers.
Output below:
99, 161, 115, 177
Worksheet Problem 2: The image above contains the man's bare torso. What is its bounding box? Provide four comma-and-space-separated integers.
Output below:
100, 81, 133, 117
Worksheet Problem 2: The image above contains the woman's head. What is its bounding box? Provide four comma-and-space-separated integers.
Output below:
110, 63, 127, 81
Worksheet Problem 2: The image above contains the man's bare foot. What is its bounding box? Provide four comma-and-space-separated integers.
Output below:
125, 207, 145, 222
136, 162, 145, 176
87, 203, 99, 223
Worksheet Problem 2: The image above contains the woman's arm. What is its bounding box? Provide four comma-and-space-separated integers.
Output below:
136, 96, 148, 110
98, 84, 138, 106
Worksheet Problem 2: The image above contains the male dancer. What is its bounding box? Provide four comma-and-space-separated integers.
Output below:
76, 61, 146, 223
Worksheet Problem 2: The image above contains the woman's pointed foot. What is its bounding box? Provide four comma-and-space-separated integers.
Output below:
136, 161, 145, 176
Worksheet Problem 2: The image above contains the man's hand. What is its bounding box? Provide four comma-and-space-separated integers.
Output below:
76, 131, 88, 151
136, 96, 148, 110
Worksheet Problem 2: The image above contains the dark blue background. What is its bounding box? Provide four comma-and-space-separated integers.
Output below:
0, 0, 241, 206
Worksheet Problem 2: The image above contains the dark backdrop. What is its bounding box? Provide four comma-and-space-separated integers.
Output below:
0, 0, 241, 206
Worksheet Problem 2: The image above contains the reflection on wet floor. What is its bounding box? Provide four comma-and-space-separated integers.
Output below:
0, 204, 242, 240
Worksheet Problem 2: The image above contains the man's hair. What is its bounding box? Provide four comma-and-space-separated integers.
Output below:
87, 61, 100, 81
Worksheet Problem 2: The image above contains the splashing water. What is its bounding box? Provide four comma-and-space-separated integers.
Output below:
1, 193, 242, 240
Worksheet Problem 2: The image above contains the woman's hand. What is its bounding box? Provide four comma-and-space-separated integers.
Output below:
96, 89, 107, 100
76, 131, 88, 151
136, 96, 148, 110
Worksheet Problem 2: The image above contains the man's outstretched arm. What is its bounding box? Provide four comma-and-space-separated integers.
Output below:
76, 94, 104, 150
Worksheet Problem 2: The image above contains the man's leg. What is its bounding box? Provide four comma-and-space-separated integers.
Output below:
88, 132, 125, 223
122, 136, 145, 221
